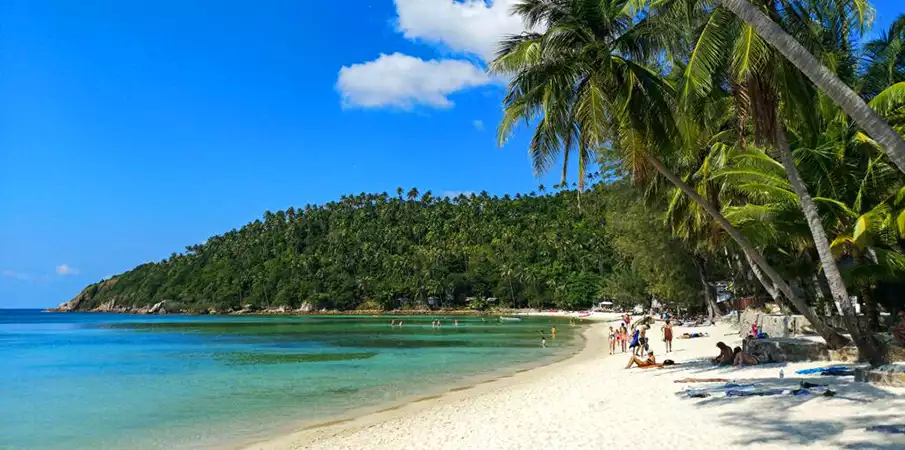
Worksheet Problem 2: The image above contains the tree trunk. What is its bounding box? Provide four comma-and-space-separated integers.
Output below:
720, 0, 905, 175
694, 256, 720, 321
775, 125, 886, 365
744, 253, 780, 301
860, 283, 880, 332
643, 152, 849, 348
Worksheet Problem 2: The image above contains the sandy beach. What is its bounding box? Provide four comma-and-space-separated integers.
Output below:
242, 319, 905, 450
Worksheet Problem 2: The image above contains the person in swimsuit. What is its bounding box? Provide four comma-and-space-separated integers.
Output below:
639, 326, 648, 353
619, 325, 628, 353
608, 327, 616, 355
625, 350, 662, 369
712, 342, 734, 366
662, 320, 674, 353
732, 346, 758, 366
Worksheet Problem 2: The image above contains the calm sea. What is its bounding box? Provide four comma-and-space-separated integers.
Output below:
0, 309, 581, 449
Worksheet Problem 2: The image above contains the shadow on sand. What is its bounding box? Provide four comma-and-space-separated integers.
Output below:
651, 357, 905, 448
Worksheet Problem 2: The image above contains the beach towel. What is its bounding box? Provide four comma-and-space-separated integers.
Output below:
675, 378, 730, 383
866, 425, 905, 434
725, 388, 785, 397
629, 329, 640, 348
795, 366, 853, 376
724, 387, 835, 398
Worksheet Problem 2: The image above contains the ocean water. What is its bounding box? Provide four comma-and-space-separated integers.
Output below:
0, 310, 582, 449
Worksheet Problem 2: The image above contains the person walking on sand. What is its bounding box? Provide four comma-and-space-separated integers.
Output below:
662, 320, 674, 353
628, 326, 641, 356
638, 326, 649, 354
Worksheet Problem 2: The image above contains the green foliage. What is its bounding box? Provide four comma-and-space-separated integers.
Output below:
71, 190, 618, 312
599, 182, 701, 309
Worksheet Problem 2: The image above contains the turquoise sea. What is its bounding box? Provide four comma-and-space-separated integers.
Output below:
1, 310, 582, 449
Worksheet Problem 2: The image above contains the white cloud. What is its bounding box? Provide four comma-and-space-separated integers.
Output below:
337, 53, 492, 109
56, 264, 80, 276
1, 269, 33, 281
394, 0, 526, 60
472, 119, 485, 130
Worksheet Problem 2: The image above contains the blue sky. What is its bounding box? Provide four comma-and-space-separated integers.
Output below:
1, 0, 903, 308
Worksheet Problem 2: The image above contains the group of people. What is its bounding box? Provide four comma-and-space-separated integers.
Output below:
711, 341, 758, 367
617, 314, 762, 370
608, 316, 675, 356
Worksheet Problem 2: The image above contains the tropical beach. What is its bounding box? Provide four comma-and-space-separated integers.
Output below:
5, 0, 905, 449
245, 318, 905, 450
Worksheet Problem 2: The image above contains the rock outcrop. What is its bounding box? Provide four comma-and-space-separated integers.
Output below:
738, 308, 816, 339
46, 278, 120, 312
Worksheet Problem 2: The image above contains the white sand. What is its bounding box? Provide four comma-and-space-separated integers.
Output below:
242, 321, 905, 450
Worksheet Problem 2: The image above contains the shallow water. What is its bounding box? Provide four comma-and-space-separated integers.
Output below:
0, 310, 581, 449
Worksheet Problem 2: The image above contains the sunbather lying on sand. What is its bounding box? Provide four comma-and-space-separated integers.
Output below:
711, 342, 734, 366
625, 351, 664, 369
732, 346, 758, 366
678, 332, 709, 339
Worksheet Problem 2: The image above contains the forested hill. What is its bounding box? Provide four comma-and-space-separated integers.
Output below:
57, 188, 621, 313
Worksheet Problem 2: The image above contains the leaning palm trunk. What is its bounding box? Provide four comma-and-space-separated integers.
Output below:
720, 0, 905, 175
693, 256, 720, 321
643, 152, 850, 348
745, 253, 780, 299
774, 126, 886, 365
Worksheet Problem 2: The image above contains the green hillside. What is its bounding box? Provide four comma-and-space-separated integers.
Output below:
61, 187, 627, 313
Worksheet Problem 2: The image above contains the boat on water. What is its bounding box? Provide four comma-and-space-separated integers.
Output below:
499, 316, 522, 322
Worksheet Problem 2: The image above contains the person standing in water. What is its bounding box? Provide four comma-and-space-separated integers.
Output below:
551, 326, 557, 338
540, 330, 546, 348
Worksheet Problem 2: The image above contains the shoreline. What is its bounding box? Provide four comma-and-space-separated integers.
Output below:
233, 322, 609, 450
41, 308, 608, 317
235, 321, 905, 450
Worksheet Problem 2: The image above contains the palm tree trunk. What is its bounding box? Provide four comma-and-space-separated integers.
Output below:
720, 0, 905, 175
774, 125, 886, 365
860, 283, 880, 332
643, 152, 849, 348
812, 273, 833, 316
694, 256, 720, 321
744, 253, 780, 300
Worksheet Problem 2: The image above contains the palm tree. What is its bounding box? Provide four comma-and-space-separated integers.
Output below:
717, 0, 905, 175
661, 0, 888, 360
862, 15, 905, 99
493, 0, 848, 347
